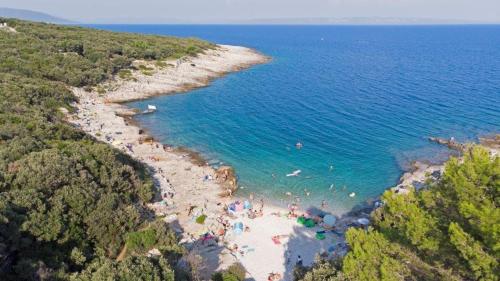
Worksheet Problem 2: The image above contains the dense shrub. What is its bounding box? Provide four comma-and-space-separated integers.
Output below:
0, 19, 214, 87
301, 146, 499, 281
295, 258, 345, 281
72, 255, 175, 281
0, 18, 213, 280
226, 263, 246, 281
212, 263, 246, 281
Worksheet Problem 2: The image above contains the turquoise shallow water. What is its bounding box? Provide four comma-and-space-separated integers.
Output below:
92, 25, 500, 213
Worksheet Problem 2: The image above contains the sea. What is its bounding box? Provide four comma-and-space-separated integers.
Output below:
90, 24, 500, 214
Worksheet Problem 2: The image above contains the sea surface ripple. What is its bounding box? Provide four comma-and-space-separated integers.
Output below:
92, 24, 500, 213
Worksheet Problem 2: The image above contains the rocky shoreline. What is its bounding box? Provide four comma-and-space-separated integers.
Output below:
339, 134, 500, 232
394, 135, 499, 193
67, 44, 285, 279
68, 45, 268, 222
66, 41, 499, 280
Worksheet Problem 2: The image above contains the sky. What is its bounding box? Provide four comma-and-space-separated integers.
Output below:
1, 0, 499, 23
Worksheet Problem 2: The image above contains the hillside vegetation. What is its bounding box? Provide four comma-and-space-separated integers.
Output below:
297, 146, 499, 281
0, 19, 213, 280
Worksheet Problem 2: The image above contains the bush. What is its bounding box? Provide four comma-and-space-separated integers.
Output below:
212, 263, 246, 281
155, 60, 168, 68
126, 228, 157, 253
73, 255, 175, 281
212, 272, 240, 281
226, 263, 246, 280
118, 69, 133, 80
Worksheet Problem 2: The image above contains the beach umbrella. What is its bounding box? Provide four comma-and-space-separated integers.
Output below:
235, 201, 244, 212
297, 216, 306, 225
233, 222, 244, 235
323, 214, 337, 227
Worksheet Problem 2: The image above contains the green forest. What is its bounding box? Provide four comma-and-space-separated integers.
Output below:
0, 18, 212, 280
0, 18, 498, 281
296, 146, 499, 281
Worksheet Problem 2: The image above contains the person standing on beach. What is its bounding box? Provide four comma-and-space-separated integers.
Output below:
296, 255, 303, 266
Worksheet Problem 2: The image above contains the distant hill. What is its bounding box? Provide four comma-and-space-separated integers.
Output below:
0, 7, 74, 23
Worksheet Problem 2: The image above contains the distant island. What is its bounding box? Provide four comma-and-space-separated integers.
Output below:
0, 7, 74, 23
0, 18, 498, 281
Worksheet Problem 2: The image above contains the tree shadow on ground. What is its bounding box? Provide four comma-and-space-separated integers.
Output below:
281, 200, 376, 281
142, 163, 255, 280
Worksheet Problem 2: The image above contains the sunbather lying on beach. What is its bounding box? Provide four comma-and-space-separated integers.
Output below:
268, 272, 282, 281
271, 234, 289, 245
187, 205, 196, 216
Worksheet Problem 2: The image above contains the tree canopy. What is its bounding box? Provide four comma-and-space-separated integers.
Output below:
301, 146, 499, 281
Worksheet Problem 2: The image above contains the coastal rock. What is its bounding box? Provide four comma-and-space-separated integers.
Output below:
391, 161, 443, 195
0, 22, 17, 33
428, 136, 465, 152
479, 134, 500, 157
215, 165, 238, 196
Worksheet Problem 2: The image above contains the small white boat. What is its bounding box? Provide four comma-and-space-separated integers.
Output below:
286, 169, 301, 177
142, 104, 157, 114
349, 192, 356, 197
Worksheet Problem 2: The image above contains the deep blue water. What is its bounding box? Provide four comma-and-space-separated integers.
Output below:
92, 25, 500, 213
